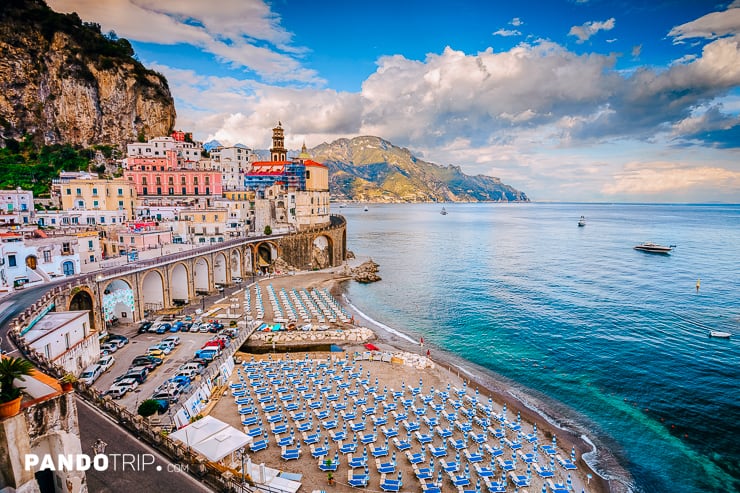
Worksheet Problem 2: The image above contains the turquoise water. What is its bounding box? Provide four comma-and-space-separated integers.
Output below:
341, 203, 740, 493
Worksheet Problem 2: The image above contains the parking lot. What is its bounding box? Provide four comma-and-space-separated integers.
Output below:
91, 320, 237, 419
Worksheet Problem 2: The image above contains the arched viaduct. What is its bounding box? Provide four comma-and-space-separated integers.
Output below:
56, 216, 346, 332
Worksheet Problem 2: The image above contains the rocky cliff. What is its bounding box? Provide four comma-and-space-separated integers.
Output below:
0, 0, 176, 148
310, 136, 528, 202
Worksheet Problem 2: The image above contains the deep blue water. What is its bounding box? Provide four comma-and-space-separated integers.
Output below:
341, 203, 740, 493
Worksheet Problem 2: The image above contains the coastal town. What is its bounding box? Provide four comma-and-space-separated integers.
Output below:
0, 123, 605, 493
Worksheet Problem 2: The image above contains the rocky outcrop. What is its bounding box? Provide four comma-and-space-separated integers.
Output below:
0, 0, 176, 148
352, 260, 381, 283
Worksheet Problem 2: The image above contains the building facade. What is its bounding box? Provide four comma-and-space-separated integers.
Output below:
0, 188, 34, 226
24, 311, 99, 376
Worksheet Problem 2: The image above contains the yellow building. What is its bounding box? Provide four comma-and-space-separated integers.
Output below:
58, 179, 137, 221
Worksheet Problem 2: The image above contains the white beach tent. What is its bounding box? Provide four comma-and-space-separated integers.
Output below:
170, 415, 252, 462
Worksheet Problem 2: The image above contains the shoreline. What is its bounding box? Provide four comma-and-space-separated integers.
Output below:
324, 266, 633, 493
229, 265, 633, 492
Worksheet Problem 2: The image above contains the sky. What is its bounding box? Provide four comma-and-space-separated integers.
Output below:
46, 0, 740, 202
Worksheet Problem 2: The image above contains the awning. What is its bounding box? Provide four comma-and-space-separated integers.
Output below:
364, 343, 379, 351
169, 415, 251, 462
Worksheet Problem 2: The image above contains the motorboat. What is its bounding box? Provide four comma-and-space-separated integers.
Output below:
440, 207, 448, 215
633, 242, 675, 254
577, 216, 585, 227
364, 206, 369, 212
709, 331, 731, 339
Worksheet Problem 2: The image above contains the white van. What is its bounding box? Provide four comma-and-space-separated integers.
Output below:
79, 364, 103, 385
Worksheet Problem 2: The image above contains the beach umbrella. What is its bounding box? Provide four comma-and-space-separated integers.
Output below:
552, 435, 557, 447
363, 447, 367, 458
541, 485, 547, 493
464, 462, 470, 477
571, 446, 576, 463
549, 456, 555, 471
526, 463, 531, 479
437, 468, 443, 485
419, 377, 423, 387
533, 423, 537, 434
567, 473, 573, 491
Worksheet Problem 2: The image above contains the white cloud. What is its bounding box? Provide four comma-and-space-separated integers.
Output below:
668, 5, 740, 42
602, 162, 740, 196
510, 18, 524, 27
493, 29, 521, 37
46, 0, 321, 84
568, 18, 616, 43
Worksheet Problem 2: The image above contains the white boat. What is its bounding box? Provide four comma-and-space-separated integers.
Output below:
440, 207, 448, 215
363, 206, 369, 212
578, 216, 585, 227
709, 331, 731, 339
633, 242, 675, 254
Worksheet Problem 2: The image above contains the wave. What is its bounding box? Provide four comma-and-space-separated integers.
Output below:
341, 294, 418, 344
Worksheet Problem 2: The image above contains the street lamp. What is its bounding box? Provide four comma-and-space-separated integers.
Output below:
236, 447, 248, 490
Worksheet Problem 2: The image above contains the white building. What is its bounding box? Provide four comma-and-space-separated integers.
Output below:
23, 310, 99, 376
1, 232, 82, 288
211, 145, 258, 191
126, 136, 203, 166
0, 188, 34, 226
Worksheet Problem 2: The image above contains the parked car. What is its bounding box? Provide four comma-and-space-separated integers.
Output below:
189, 322, 202, 333
152, 389, 181, 404
233, 277, 242, 284
179, 362, 204, 375
189, 357, 211, 368
151, 398, 169, 413
97, 355, 115, 372
132, 355, 163, 368
123, 367, 148, 384
106, 378, 139, 398
163, 335, 181, 346
79, 365, 103, 385
155, 323, 171, 334
108, 334, 129, 345
100, 342, 119, 354
198, 323, 210, 333
194, 348, 219, 361
170, 321, 184, 332
176, 368, 198, 380
137, 321, 153, 334
146, 348, 166, 359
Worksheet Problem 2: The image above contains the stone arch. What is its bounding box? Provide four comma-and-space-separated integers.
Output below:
170, 263, 190, 303
194, 258, 210, 294
256, 242, 278, 273
230, 249, 242, 279
141, 270, 165, 316
69, 287, 96, 333
101, 279, 134, 322
213, 252, 227, 285
312, 234, 333, 269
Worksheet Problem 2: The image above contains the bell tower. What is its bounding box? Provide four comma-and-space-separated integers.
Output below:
270, 121, 287, 162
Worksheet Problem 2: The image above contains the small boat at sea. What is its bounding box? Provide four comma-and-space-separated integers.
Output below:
634, 242, 675, 254
578, 216, 586, 227
709, 331, 731, 339
440, 207, 448, 215
363, 206, 369, 212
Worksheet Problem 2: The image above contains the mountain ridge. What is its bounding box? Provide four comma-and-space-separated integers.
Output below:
309, 136, 528, 202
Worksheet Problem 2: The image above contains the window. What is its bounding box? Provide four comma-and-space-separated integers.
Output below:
205, 176, 210, 185
142, 187, 148, 195
100, 217, 105, 223
169, 188, 174, 195
92, 188, 98, 196
66, 188, 71, 195
88, 240, 94, 250
44, 344, 51, 359
8, 255, 16, 267
118, 200, 124, 208
194, 187, 199, 195
130, 238, 135, 244
156, 177, 161, 185
181, 177, 186, 185
205, 188, 210, 195
182, 187, 186, 195
118, 188, 123, 196
76, 188, 81, 195
142, 177, 147, 185
78, 200, 84, 208
194, 177, 199, 185
168, 177, 174, 185
64, 333, 70, 350
156, 187, 162, 195
62, 242, 71, 254
89, 255, 95, 263
93, 200, 99, 208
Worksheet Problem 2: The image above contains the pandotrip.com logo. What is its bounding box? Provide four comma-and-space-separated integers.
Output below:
24, 454, 189, 473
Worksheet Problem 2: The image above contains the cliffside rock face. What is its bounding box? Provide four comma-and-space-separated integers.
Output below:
0, 0, 175, 147
311, 136, 529, 203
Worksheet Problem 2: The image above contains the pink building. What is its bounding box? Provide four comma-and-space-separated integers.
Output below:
125, 149, 223, 198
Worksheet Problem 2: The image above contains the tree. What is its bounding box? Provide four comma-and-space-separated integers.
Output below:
263, 225, 272, 235
0, 357, 35, 403
137, 399, 161, 418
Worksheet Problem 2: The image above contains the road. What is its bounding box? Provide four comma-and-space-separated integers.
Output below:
0, 278, 219, 492
75, 397, 211, 492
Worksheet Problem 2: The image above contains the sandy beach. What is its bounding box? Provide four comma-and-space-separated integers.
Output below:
207, 264, 629, 492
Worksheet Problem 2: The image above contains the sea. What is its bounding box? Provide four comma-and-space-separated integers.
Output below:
339, 202, 739, 493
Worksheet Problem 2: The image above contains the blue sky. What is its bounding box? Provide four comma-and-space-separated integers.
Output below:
48, 0, 740, 202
